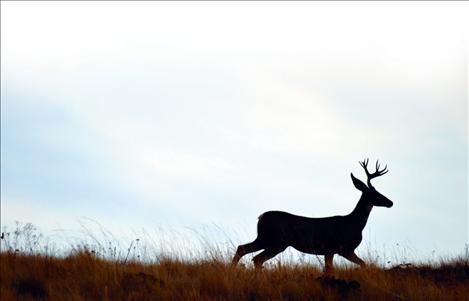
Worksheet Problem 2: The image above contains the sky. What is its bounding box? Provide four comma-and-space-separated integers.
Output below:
1, 2, 468, 261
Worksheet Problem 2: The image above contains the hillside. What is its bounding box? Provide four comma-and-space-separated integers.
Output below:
1, 250, 468, 301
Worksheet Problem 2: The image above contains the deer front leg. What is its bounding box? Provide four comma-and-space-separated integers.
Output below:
324, 254, 334, 276
341, 251, 366, 267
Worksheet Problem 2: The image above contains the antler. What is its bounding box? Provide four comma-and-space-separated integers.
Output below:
359, 158, 388, 187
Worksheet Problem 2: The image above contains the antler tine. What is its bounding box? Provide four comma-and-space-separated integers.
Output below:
370, 160, 389, 178
379, 164, 389, 176
359, 159, 388, 187
359, 158, 369, 172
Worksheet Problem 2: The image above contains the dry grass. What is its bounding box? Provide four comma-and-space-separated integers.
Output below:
1, 223, 468, 300
2, 250, 469, 300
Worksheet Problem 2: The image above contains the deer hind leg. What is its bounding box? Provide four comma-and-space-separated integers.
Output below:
324, 254, 335, 276
232, 239, 263, 266
341, 251, 366, 267
252, 246, 286, 269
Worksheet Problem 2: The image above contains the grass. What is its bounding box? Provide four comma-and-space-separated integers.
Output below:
1, 223, 468, 300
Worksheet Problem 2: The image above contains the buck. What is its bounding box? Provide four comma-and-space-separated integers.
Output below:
232, 159, 393, 274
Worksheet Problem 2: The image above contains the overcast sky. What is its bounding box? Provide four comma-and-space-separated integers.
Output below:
1, 2, 468, 261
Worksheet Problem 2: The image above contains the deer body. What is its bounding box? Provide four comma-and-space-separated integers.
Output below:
232, 160, 393, 274
257, 210, 365, 255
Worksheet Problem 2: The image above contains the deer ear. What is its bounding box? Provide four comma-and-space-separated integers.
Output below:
351, 173, 368, 191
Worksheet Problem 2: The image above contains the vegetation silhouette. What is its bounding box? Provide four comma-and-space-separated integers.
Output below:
232, 159, 393, 274
2, 221, 469, 300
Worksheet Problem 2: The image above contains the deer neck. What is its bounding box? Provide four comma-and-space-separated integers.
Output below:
349, 195, 373, 231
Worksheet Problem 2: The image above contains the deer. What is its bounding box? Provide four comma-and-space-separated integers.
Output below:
232, 159, 393, 275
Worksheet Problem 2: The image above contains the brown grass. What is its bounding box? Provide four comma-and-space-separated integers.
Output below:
1, 250, 468, 301
1, 223, 468, 300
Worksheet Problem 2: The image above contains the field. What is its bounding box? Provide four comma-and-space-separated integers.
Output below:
1, 224, 468, 301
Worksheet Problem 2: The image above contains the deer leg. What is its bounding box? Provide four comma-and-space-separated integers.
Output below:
324, 254, 334, 276
252, 247, 286, 269
341, 251, 366, 267
232, 240, 263, 266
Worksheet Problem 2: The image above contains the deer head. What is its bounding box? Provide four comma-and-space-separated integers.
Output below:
351, 159, 393, 208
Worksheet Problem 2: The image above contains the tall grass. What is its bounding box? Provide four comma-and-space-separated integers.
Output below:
1, 222, 468, 300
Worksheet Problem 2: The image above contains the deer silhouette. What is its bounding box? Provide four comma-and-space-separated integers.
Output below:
232, 159, 393, 274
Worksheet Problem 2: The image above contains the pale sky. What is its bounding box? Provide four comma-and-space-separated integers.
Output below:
1, 2, 468, 261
